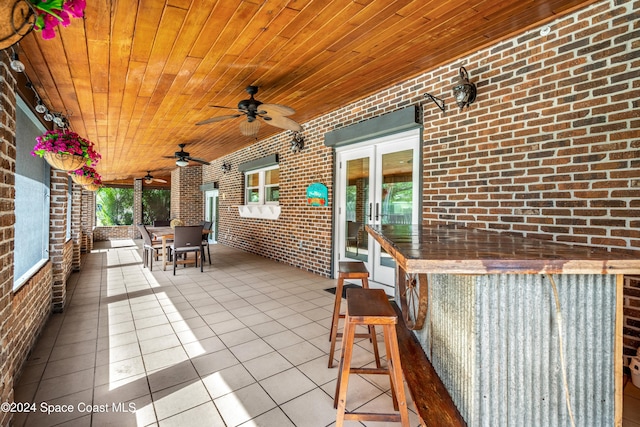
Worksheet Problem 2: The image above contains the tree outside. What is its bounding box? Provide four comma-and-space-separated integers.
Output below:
96, 187, 134, 226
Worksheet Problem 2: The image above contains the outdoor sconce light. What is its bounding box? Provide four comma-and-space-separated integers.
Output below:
221, 161, 232, 173
452, 66, 477, 111
290, 132, 304, 152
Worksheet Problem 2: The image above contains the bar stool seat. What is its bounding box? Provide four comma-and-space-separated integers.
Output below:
334, 288, 410, 426
328, 261, 377, 368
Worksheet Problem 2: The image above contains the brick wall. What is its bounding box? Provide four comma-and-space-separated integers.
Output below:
50, 170, 68, 311
133, 178, 142, 237
93, 225, 136, 241
81, 189, 95, 252
71, 184, 83, 270
0, 52, 16, 427
202, 0, 639, 360
202, 130, 334, 275
171, 166, 204, 225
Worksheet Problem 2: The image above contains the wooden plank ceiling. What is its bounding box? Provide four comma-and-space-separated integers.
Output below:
14, 0, 595, 184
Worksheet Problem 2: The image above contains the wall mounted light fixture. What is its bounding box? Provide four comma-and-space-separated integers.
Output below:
452, 66, 477, 111
290, 131, 304, 152
221, 161, 232, 173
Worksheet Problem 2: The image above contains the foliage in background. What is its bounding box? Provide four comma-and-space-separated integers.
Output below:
142, 189, 171, 225
96, 187, 133, 226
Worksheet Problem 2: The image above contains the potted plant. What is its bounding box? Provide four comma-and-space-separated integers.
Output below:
68, 165, 99, 186
31, 129, 101, 171
31, 0, 85, 40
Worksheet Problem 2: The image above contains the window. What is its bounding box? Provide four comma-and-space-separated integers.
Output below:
245, 165, 279, 205
14, 97, 50, 290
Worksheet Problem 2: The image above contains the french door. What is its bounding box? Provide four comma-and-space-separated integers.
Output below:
335, 129, 420, 291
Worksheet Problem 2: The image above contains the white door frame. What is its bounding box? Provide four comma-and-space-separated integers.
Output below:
334, 129, 421, 291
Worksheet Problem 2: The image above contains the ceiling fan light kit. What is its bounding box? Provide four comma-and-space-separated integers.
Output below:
164, 143, 210, 167
197, 86, 303, 137
143, 171, 167, 184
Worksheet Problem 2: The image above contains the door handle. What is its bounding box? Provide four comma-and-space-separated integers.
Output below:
368, 203, 372, 221
375, 203, 380, 221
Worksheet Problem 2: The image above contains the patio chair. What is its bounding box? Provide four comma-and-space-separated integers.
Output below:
200, 220, 213, 265
347, 221, 361, 255
170, 225, 204, 275
137, 224, 170, 271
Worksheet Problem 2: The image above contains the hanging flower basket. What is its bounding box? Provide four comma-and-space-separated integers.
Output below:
32, 129, 101, 171
83, 175, 102, 192
84, 175, 102, 191
72, 174, 93, 185
43, 151, 85, 171
69, 165, 99, 185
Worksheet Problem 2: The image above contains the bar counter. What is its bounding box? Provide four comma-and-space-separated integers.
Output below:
366, 224, 640, 427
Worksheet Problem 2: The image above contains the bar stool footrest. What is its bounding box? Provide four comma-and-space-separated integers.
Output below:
344, 412, 402, 422
349, 367, 389, 375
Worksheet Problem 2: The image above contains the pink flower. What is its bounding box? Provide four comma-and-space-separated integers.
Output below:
33, 0, 86, 40
63, 0, 85, 18
40, 14, 59, 40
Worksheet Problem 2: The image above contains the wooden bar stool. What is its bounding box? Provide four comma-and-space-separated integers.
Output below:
334, 288, 410, 427
328, 261, 379, 368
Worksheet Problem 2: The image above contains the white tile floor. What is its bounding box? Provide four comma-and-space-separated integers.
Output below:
13, 240, 422, 427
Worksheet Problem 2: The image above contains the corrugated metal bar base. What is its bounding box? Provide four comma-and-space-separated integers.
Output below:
400, 273, 616, 426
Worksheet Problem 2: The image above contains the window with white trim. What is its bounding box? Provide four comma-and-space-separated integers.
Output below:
245, 165, 279, 205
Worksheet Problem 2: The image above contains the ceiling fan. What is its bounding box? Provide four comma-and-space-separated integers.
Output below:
163, 144, 210, 167
196, 86, 303, 137
142, 171, 167, 184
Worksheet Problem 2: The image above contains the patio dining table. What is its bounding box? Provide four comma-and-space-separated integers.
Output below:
146, 226, 210, 271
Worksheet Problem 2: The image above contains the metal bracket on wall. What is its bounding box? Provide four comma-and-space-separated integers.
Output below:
424, 93, 446, 113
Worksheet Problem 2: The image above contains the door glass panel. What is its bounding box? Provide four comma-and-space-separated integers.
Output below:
345, 157, 369, 262
379, 149, 414, 267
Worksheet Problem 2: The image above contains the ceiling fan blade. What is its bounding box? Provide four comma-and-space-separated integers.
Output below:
240, 120, 261, 137
162, 155, 177, 159
196, 114, 242, 125
209, 105, 240, 110
264, 115, 303, 132
259, 103, 295, 117
186, 156, 210, 165
153, 178, 168, 183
